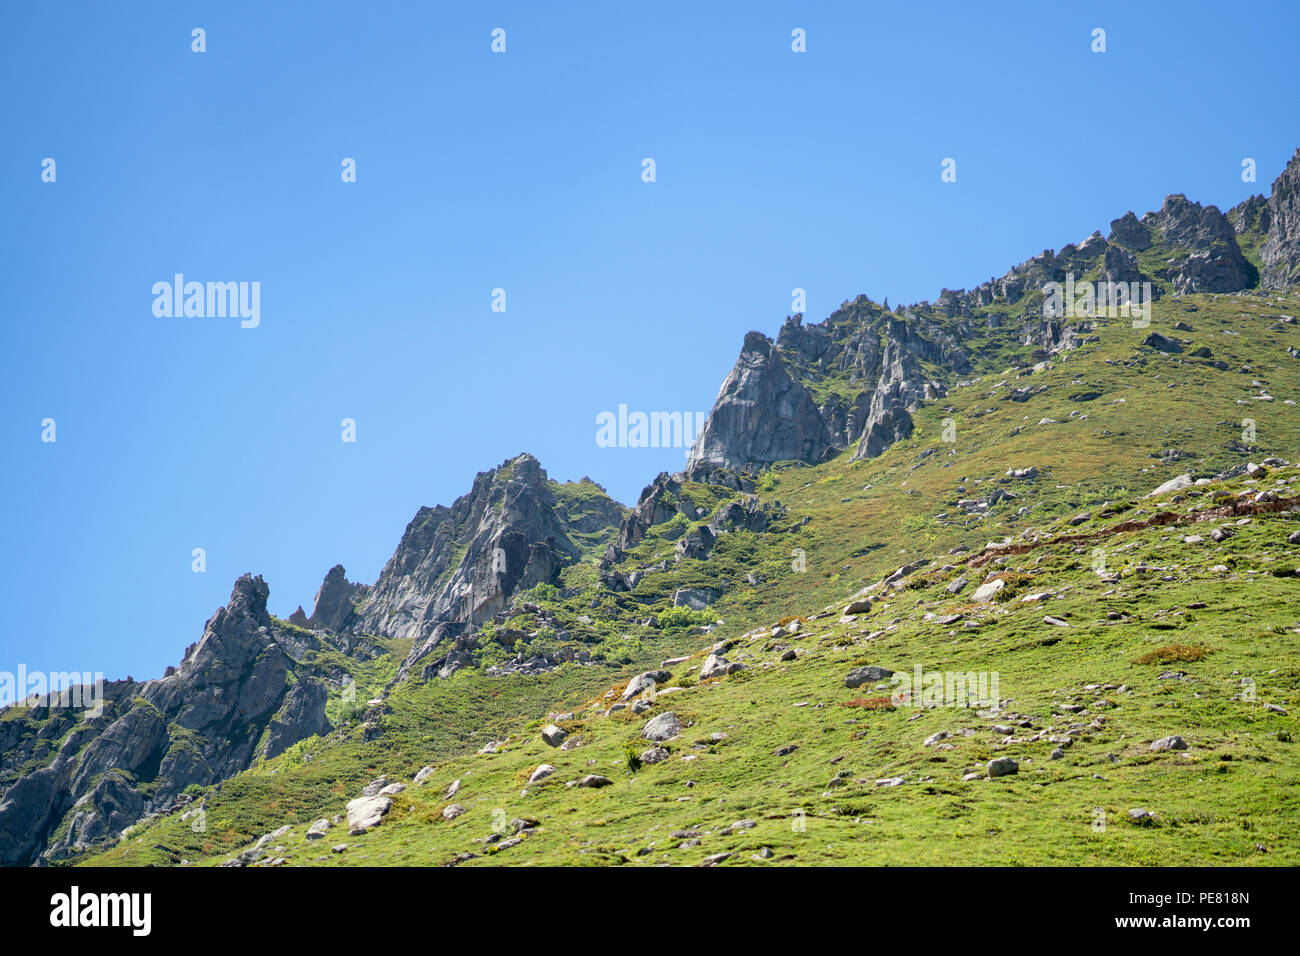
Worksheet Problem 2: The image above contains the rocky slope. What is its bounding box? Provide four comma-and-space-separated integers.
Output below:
342, 454, 625, 682
1262, 148, 1300, 289
0, 575, 342, 866
686, 151, 1299, 478
6, 148, 1300, 868
83, 284, 1300, 868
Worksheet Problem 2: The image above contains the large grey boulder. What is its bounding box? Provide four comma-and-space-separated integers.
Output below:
541, 724, 567, 747
700, 654, 744, 681
621, 670, 672, 701
845, 665, 894, 689
1147, 474, 1192, 497
346, 795, 392, 833
970, 578, 1007, 603
641, 712, 682, 742
673, 587, 721, 611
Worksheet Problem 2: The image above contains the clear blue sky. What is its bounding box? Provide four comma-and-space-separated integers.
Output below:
2, 1, 1297, 682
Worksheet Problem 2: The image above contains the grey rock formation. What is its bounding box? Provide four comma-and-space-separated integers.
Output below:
307, 565, 359, 632
1142, 195, 1255, 293
1108, 210, 1152, 251
1263, 148, 1300, 289
262, 678, 332, 759
356, 454, 623, 680
688, 304, 962, 475
0, 574, 335, 866
1228, 194, 1270, 238
685, 331, 839, 475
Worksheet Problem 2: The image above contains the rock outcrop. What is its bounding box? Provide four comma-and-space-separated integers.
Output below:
307, 565, 360, 632
688, 304, 962, 475
0, 574, 334, 866
1263, 148, 1300, 289
352, 454, 622, 681
685, 331, 839, 475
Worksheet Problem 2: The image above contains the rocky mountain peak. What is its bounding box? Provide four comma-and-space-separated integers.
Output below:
353, 453, 623, 667
685, 329, 839, 477
0, 573, 332, 866
1263, 147, 1300, 289
307, 565, 359, 632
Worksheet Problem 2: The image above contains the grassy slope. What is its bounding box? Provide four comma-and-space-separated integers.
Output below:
83, 288, 1300, 866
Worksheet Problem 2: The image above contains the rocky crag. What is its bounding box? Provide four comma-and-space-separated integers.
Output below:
0, 575, 340, 865
686, 152, 1297, 477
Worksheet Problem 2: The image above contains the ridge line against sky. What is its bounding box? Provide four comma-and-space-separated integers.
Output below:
1, 0, 1297, 680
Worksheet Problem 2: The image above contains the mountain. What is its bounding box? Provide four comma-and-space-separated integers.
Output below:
5, 149, 1300, 867
0, 574, 350, 865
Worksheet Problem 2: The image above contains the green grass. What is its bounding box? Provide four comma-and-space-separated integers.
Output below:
75, 287, 1300, 867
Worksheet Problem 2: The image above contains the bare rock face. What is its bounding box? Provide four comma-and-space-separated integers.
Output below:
356, 455, 620, 644
1145, 194, 1237, 249
685, 331, 839, 475
1141, 194, 1256, 293
262, 678, 332, 759
1108, 210, 1152, 251
0, 574, 333, 866
355, 454, 623, 680
1228, 194, 1270, 238
853, 338, 943, 461
616, 473, 683, 552
1263, 148, 1300, 290
307, 565, 359, 632
688, 306, 961, 475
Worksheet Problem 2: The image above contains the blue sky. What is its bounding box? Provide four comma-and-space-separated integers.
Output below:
2, 0, 1297, 681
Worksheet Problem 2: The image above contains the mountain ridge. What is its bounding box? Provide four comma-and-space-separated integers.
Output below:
4, 148, 1300, 867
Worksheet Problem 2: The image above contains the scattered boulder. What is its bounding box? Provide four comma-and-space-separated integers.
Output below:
640, 747, 671, 765
1143, 333, 1182, 354
1150, 735, 1188, 752
971, 578, 1007, 603
700, 654, 745, 680
987, 757, 1019, 778
642, 712, 682, 742
345, 795, 392, 834
541, 724, 567, 747
306, 818, 331, 840
1147, 474, 1192, 497
673, 587, 721, 611
622, 670, 673, 700
845, 665, 894, 688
